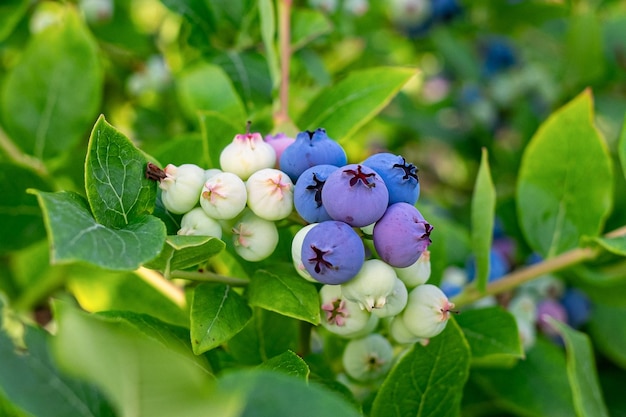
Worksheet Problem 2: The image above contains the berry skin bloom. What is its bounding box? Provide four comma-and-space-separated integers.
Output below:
293, 164, 338, 224
178, 207, 222, 239
219, 131, 276, 180
159, 163, 206, 214
341, 259, 398, 312
230, 209, 279, 262
321, 164, 389, 228
402, 284, 455, 339
301, 221, 365, 284
373, 202, 433, 268
199, 172, 247, 220
341, 334, 394, 382
362, 152, 420, 205
245, 168, 294, 221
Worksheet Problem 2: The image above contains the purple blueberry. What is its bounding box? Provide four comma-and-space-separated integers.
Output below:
560, 288, 592, 329
321, 164, 389, 227
373, 203, 433, 268
294, 164, 338, 223
301, 221, 365, 284
279, 128, 348, 182
536, 298, 568, 336
362, 153, 420, 205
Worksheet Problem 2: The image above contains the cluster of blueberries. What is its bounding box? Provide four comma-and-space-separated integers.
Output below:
155, 126, 456, 382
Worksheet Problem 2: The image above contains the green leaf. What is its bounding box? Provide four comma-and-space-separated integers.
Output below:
297, 67, 416, 143
0, 299, 115, 417
144, 235, 226, 273
176, 62, 246, 125
471, 339, 576, 416
546, 318, 609, 417
370, 319, 470, 417
471, 148, 496, 292
456, 306, 524, 365
248, 269, 320, 325
0, 7, 102, 159
258, 0, 279, 89
85, 115, 157, 228
217, 370, 361, 417
199, 110, 242, 169
291, 9, 333, 51
516, 90, 613, 258
31, 190, 166, 270
0, 163, 52, 254
588, 303, 626, 369
0, 0, 28, 42
618, 115, 626, 181
587, 235, 626, 256
52, 301, 243, 417
565, 13, 605, 87
258, 350, 310, 380
190, 283, 253, 354
213, 52, 273, 110
227, 308, 299, 365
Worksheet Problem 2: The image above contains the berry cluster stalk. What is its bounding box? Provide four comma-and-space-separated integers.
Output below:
274, 0, 292, 127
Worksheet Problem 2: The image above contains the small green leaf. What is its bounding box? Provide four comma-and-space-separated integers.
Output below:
291, 9, 333, 51
0, 300, 115, 417
213, 52, 273, 110
248, 269, 320, 325
31, 190, 166, 270
371, 319, 470, 417
0, 7, 102, 159
456, 306, 524, 365
618, 115, 626, 181
176, 62, 246, 124
471, 148, 496, 292
190, 283, 252, 354
258, 350, 310, 380
297, 67, 416, 143
516, 90, 613, 258
144, 235, 226, 272
587, 235, 626, 256
199, 111, 243, 169
217, 370, 361, 417
588, 303, 626, 369
52, 301, 242, 417
0, 0, 28, 42
85, 115, 157, 228
546, 318, 609, 417
258, 0, 279, 89
472, 339, 576, 416
0, 163, 52, 254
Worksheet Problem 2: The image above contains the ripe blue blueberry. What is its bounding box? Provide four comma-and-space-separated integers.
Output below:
560, 288, 591, 329
301, 221, 365, 284
362, 152, 420, 205
373, 202, 432, 268
279, 128, 347, 182
321, 164, 389, 227
294, 164, 338, 223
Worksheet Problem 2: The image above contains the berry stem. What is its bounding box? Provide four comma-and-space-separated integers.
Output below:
171, 269, 250, 286
274, 0, 292, 127
0, 124, 50, 179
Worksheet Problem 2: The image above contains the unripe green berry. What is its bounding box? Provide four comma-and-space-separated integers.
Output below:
178, 207, 222, 238
231, 210, 279, 262
159, 163, 206, 214
291, 224, 318, 282
341, 259, 398, 312
246, 168, 294, 221
319, 284, 372, 338
402, 284, 455, 339
371, 277, 408, 318
394, 250, 431, 288
341, 334, 394, 382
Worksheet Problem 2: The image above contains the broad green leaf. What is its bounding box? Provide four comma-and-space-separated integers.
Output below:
144, 235, 226, 273
291, 9, 333, 51
199, 110, 242, 169
0, 0, 28, 42
618, 115, 626, 181
297, 67, 416, 143
547, 318, 609, 417
31, 190, 166, 270
52, 301, 243, 417
0, 300, 115, 417
213, 52, 273, 110
190, 283, 252, 354
69, 267, 189, 328
160, 0, 215, 52
456, 306, 524, 365
587, 235, 626, 256
471, 148, 496, 292
431, 28, 480, 80
258, 350, 310, 380
227, 308, 299, 365
0, 7, 102, 159
217, 370, 361, 417
97, 311, 211, 375
248, 269, 320, 325
0, 163, 51, 254
472, 338, 576, 417
588, 303, 626, 369
516, 90, 613, 258
371, 319, 470, 417
85, 115, 157, 228
565, 13, 604, 88
176, 62, 246, 124
258, 0, 279, 89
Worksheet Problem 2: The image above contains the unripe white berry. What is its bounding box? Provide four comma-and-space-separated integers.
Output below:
219, 132, 276, 180
341, 334, 394, 382
177, 207, 222, 239
200, 172, 247, 220
291, 224, 318, 282
389, 316, 423, 345
371, 277, 408, 318
204, 168, 222, 181
508, 292, 537, 324
230, 210, 279, 262
319, 284, 371, 338
159, 163, 206, 214
394, 250, 431, 288
402, 284, 455, 339
246, 168, 294, 221
341, 259, 398, 312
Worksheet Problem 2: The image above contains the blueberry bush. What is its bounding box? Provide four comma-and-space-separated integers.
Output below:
2, 0, 626, 416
